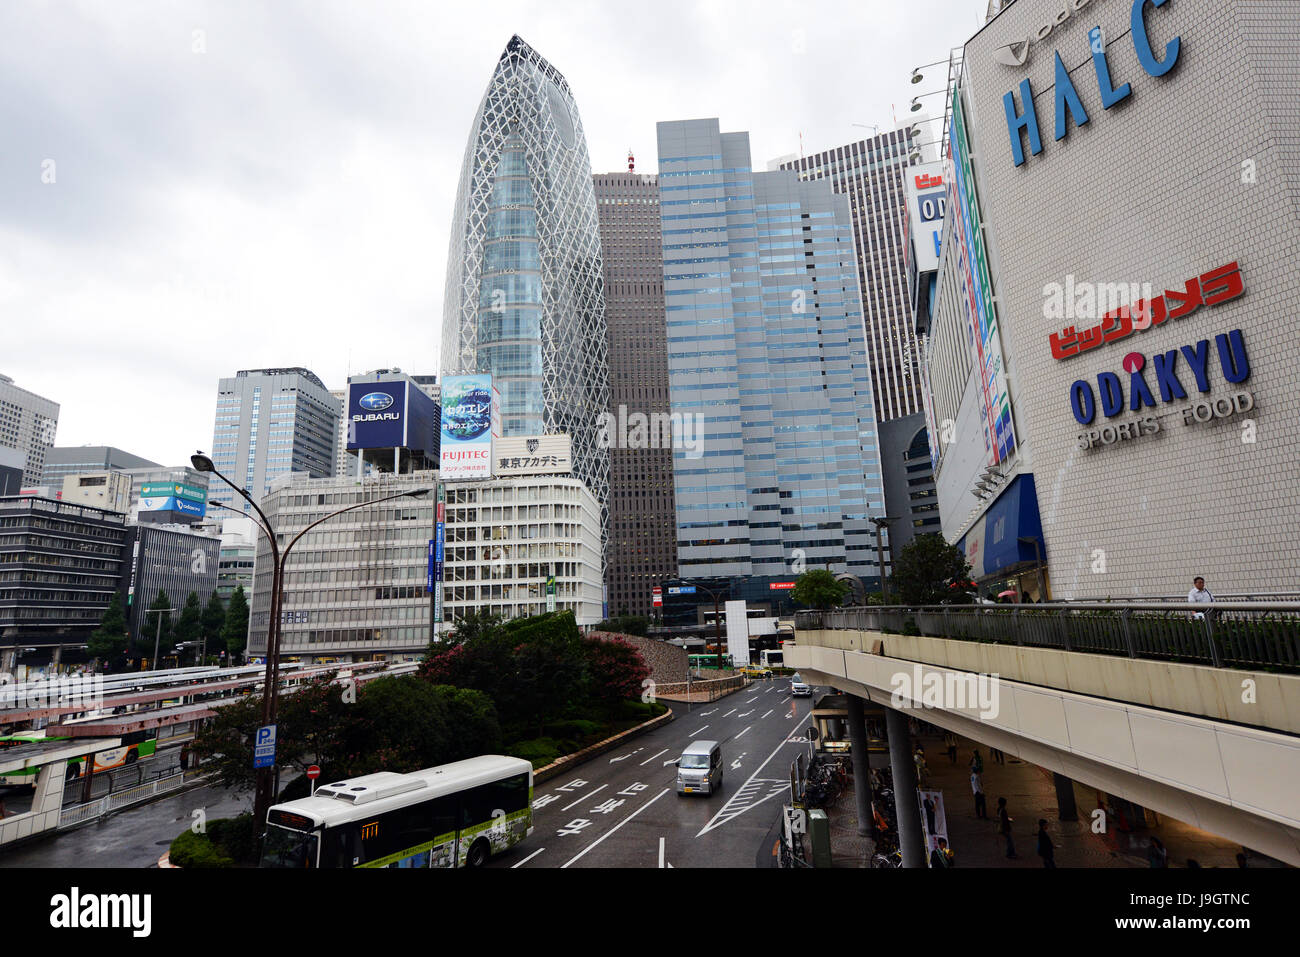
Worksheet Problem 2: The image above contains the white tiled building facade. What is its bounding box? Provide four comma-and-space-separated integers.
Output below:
925, 0, 1300, 598
247, 470, 603, 662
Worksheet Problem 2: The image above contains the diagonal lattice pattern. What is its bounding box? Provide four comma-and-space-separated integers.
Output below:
442, 35, 610, 553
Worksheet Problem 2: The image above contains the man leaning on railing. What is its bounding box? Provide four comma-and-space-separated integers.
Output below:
1188, 577, 1216, 621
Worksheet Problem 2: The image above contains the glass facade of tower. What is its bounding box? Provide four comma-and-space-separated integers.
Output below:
657, 119, 886, 587
442, 35, 610, 547
479, 135, 545, 435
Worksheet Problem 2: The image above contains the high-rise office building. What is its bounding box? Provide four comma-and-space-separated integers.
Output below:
441, 35, 610, 547
0, 495, 128, 670
0, 374, 59, 486
776, 127, 925, 422
41, 446, 161, 488
208, 368, 339, 515
118, 523, 221, 650
657, 118, 887, 588
593, 169, 677, 618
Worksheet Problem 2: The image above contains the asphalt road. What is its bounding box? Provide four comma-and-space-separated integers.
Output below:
488, 678, 818, 869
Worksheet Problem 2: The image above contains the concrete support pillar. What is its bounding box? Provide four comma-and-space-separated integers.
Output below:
1053, 772, 1079, 821
885, 705, 927, 868
1, 647, 16, 673
845, 694, 873, 837
51, 645, 62, 668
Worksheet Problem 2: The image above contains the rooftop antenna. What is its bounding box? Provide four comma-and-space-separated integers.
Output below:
628, 148, 635, 173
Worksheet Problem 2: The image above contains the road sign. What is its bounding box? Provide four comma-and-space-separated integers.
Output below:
306, 765, 320, 780
253, 724, 277, 769
652, 586, 662, 608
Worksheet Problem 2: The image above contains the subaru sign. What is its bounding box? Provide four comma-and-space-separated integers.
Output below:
347, 381, 406, 451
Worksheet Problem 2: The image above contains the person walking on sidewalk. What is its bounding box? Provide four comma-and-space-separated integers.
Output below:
945, 732, 958, 764
970, 749, 984, 776
971, 770, 987, 819
997, 797, 1016, 858
1036, 819, 1056, 868
1147, 836, 1168, 868
914, 746, 929, 786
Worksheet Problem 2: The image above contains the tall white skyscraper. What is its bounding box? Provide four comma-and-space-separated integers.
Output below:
208, 368, 339, 514
777, 126, 926, 422
441, 35, 610, 548
657, 118, 887, 588
0, 374, 59, 486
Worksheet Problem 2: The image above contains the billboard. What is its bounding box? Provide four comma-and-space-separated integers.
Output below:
948, 85, 1017, 467
904, 163, 945, 276
439, 375, 494, 480
138, 495, 207, 517
493, 434, 571, 476
142, 482, 206, 504
347, 380, 407, 451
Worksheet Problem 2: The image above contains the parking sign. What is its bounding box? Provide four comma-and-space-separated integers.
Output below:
253, 724, 277, 769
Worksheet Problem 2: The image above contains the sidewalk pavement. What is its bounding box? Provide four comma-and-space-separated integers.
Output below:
822, 727, 1283, 868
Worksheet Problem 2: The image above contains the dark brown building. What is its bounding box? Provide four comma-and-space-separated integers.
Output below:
593, 169, 677, 618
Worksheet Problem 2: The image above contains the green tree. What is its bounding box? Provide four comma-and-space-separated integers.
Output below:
173, 591, 204, 663
192, 693, 261, 792
596, 615, 649, 637
790, 569, 851, 610
88, 591, 129, 670
503, 611, 590, 737
582, 634, 651, 713
202, 591, 226, 663
891, 533, 974, 606
222, 586, 250, 659
141, 590, 176, 663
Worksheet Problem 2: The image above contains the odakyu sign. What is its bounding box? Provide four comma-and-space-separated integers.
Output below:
1003, 0, 1182, 168
1069, 330, 1253, 450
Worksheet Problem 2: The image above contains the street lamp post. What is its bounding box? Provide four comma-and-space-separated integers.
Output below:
869, 517, 898, 604
144, 605, 177, 673
191, 451, 432, 835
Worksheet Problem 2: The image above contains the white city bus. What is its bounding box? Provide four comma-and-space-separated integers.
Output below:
260, 755, 533, 868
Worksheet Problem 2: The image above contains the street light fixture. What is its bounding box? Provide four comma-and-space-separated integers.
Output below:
190, 450, 432, 835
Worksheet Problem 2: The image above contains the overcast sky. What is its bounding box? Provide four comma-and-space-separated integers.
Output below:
1, 0, 983, 469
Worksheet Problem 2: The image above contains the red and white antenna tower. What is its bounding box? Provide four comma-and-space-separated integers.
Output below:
628, 148, 635, 173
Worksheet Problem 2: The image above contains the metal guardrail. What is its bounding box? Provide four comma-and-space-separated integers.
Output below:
794, 602, 1300, 672
58, 768, 211, 829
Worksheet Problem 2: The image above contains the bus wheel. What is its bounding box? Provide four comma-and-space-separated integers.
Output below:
466, 838, 490, 868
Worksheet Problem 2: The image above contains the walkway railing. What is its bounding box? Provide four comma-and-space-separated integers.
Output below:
794, 602, 1300, 672
58, 767, 211, 830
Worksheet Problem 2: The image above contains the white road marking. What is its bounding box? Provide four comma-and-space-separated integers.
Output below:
761, 709, 773, 719
745, 696, 758, 703
561, 783, 607, 811
562, 788, 671, 868
511, 847, 546, 868
659, 837, 673, 868
738, 710, 753, 717
640, 748, 669, 766
697, 731, 811, 837
610, 748, 643, 763
723, 709, 736, 717
698, 709, 717, 716
780, 696, 791, 703
734, 725, 751, 740
687, 725, 709, 736
730, 752, 746, 769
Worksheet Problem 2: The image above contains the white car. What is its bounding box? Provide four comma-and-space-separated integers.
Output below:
790, 673, 812, 697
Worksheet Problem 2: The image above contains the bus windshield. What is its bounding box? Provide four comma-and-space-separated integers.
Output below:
260, 825, 318, 868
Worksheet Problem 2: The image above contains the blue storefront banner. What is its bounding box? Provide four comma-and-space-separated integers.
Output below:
956, 474, 1044, 581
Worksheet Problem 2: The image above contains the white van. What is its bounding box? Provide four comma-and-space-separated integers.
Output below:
790, 673, 812, 697
675, 740, 723, 797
